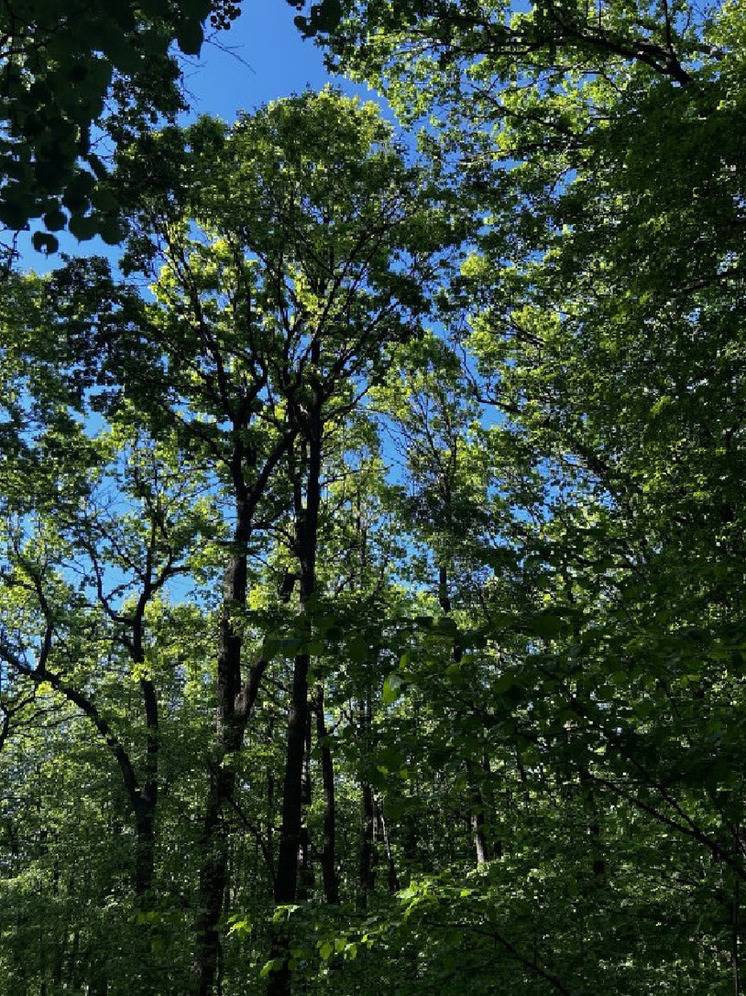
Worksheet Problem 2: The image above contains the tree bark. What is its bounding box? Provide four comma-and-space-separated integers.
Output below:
273, 648, 312, 907
375, 799, 400, 894
297, 710, 314, 901
314, 684, 339, 904
192, 499, 250, 995
269, 382, 323, 995
192, 433, 279, 993
358, 693, 376, 907
359, 783, 376, 905
467, 759, 490, 867
733, 872, 741, 996
438, 562, 493, 867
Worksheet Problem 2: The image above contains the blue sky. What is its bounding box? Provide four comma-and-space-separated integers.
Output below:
188, 2, 332, 118
182, 1, 381, 119
18, 2, 388, 273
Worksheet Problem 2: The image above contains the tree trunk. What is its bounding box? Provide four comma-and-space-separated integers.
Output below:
267, 646, 310, 996
733, 872, 741, 996
375, 799, 400, 894
481, 754, 501, 858
193, 763, 236, 996
134, 670, 158, 899
314, 684, 339, 904
270, 388, 323, 995
193, 482, 254, 995
359, 782, 376, 906
134, 797, 157, 898
358, 693, 376, 907
297, 710, 314, 901
190, 416, 289, 994
273, 650, 311, 906
466, 759, 491, 867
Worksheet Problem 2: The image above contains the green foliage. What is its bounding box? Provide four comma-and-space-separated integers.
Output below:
1, 3, 745, 993
0, 0, 243, 256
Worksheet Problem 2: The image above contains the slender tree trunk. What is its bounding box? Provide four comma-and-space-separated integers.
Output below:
191, 419, 288, 994
314, 684, 339, 904
438, 562, 492, 867
465, 754, 496, 867
482, 754, 501, 859
274, 648, 312, 906
69, 930, 80, 991
51, 862, 64, 989
134, 668, 158, 899
467, 759, 490, 866
358, 693, 376, 907
297, 711, 314, 901
376, 799, 400, 894
193, 483, 254, 994
267, 716, 275, 862
134, 798, 157, 897
268, 652, 310, 996
274, 442, 321, 902
270, 394, 322, 995
193, 763, 236, 995
734, 841, 741, 996
359, 782, 376, 906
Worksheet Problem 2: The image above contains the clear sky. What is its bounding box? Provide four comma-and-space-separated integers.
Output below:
182, 1, 381, 119
187, 1, 332, 118
18, 1, 387, 272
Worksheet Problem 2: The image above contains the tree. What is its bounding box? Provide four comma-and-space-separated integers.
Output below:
1, 2, 745, 992
74, 86, 456, 993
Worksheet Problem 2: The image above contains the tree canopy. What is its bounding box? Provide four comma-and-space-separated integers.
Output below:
1, 2, 745, 994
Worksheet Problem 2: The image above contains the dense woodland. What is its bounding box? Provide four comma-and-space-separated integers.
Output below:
1, 0, 745, 992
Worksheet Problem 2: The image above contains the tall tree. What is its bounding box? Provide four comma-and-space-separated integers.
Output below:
95, 86, 455, 993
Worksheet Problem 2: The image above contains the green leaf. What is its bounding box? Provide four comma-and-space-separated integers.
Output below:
176, 20, 204, 55
382, 672, 403, 704
523, 612, 567, 639
31, 231, 59, 254
259, 959, 283, 978
43, 207, 66, 231
97, 214, 127, 245
68, 213, 98, 241
226, 916, 252, 936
